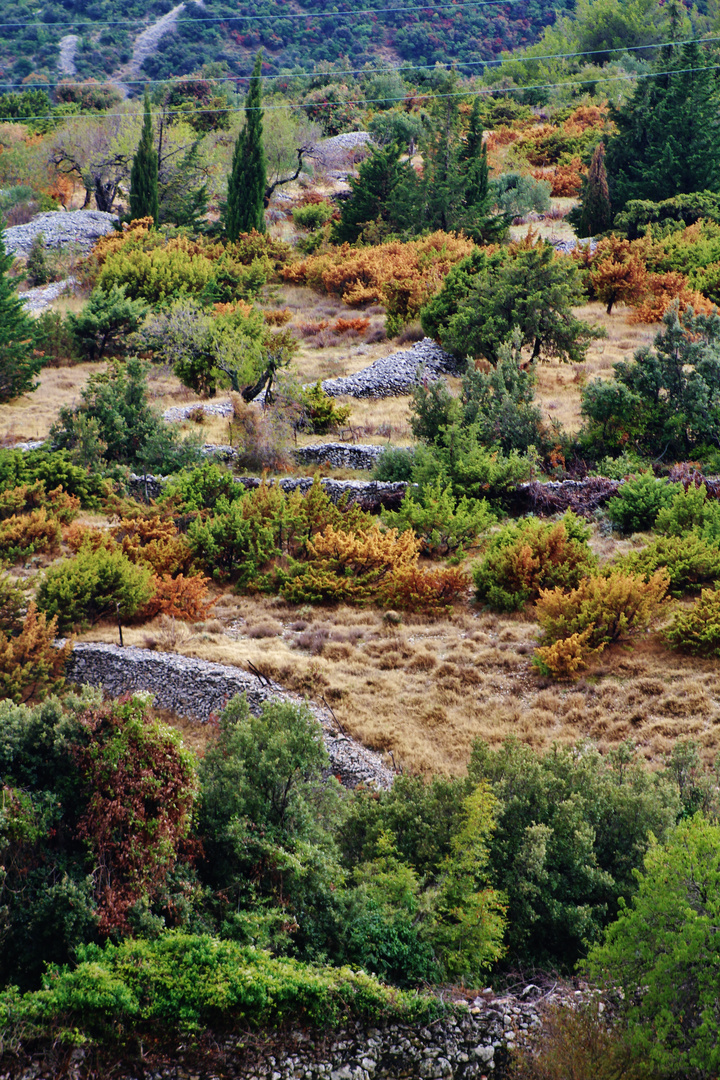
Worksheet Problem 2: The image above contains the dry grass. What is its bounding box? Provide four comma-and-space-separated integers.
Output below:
0, 362, 105, 444
75, 546, 720, 776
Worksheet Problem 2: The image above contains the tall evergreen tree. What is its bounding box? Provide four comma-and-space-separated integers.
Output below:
226, 52, 267, 239
129, 93, 159, 225
569, 142, 612, 237
605, 40, 720, 213
331, 143, 417, 243
0, 227, 42, 402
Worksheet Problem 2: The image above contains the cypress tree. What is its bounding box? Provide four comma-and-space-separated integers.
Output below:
570, 142, 612, 237
129, 92, 159, 225
226, 52, 267, 239
0, 227, 42, 402
331, 142, 417, 243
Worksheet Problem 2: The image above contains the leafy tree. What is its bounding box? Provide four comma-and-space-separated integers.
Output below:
614, 190, 720, 240
129, 92, 159, 225
471, 739, 679, 967
422, 241, 602, 364
461, 333, 545, 453
587, 816, 720, 1078
581, 306, 720, 458
492, 172, 551, 218
605, 40, 720, 214
570, 142, 612, 238
68, 284, 149, 361
382, 477, 495, 557
226, 52, 266, 239
37, 547, 155, 631
50, 356, 200, 473
0, 226, 41, 403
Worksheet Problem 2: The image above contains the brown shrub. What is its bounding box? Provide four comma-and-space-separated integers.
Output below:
0, 603, 73, 703
138, 573, 216, 622
0, 508, 62, 560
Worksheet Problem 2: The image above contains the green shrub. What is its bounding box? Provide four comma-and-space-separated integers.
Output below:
67, 285, 149, 361
619, 534, 720, 595
473, 512, 597, 611
0, 449, 110, 507
411, 429, 534, 504
37, 548, 155, 631
159, 461, 245, 514
32, 310, 81, 367
298, 382, 351, 434
372, 446, 416, 483
492, 172, 551, 217
666, 584, 720, 655
382, 478, 495, 556
606, 474, 679, 533
591, 451, 651, 480
654, 483, 720, 538
0, 933, 441, 1047
292, 202, 335, 231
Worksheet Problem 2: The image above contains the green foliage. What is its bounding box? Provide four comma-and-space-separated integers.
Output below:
37, 547, 155, 631
409, 378, 460, 445
472, 512, 597, 611
586, 816, 720, 1078
605, 473, 679, 533
198, 694, 344, 959
24, 234, 50, 287
581, 306, 720, 459
654, 483, 720, 538
410, 428, 534, 504
569, 142, 612, 238
292, 202, 335, 232
50, 357, 200, 474
158, 460, 245, 514
591, 451, 650, 480
469, 738, 679, 967
331, 142, 417, 244
226, 53, 266, 240
614, 190, 720, 241
129, 94, 159, 225
68, 285, 149, 361
298, 382, 351, 434
666, 583, 720, 656
32, 310, 81, 367
0, 225, 42, 403
492, 172, 551, 218
606, 41, 720, 214
461, 333, 545, 454
619, 533, 720, 595
0, 449, 109, 508
0, 933, 441, 1047
382, 478, 495, 556
421, 242, 601, 364
372, 446, 416, 483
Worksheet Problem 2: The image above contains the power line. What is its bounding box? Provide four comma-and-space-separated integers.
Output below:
0, 32, 711, 93
5, 59, 720, 122
0, 0, 547, 32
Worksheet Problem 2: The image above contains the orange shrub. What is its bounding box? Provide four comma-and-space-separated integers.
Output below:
590, 236, 648, 314
0, 508, 62, 561
533, 158, 585, 197
138, 573, 216, 621
282, 232, 476, 327
0, 603, 73, 703
630, 271, 715, 323
334, 316, 371, 334
379, 564, 469, 614
112, 517, 195, 576
0, 481, 79, 524
263, 308, 293, 326
533, 628, 598, 680
64, 522, 114, 553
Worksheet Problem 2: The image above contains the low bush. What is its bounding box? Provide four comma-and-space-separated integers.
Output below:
0, 603, 73, 704
619, 534, 720, 595
0, 450, 110, 508
298, 382, 352, 434
0, 508, 62, 562
534, 568, 669, 651
0, 481, 79, 524
382, 479, 495, 557
472, 512, 597, 611
492, 172, 551, 217
37, 548, 156, 631
654, 483, 720, 539
112, 517, 195, 577
0, 934, 440, 1048
138, 573, 216, 622
293, 202, 335, 231
666, 584, 720, 655
32, 310, 81, 367
532, 628, 597, 680
372, 446, 416, 483
606, 474, 679, 533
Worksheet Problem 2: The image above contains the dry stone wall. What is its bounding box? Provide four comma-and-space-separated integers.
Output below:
67, 642, 394, 790
128, 473, 409, 510
320, 339, 464, 399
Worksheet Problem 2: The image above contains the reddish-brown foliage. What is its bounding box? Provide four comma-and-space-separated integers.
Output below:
0, 603, 73, 703
139, 572, 216, 621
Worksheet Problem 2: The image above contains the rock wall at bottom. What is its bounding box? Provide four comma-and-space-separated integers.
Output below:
66, 642, 394, 790
0, 996, 546, 1079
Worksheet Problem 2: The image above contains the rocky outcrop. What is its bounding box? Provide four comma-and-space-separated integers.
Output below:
321, 338, 464, 399
66, 642, 395, 790
4, 210, 117, 258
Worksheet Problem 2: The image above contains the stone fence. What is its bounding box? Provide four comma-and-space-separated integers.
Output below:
0, 987, 560, 1078
128, 473, 409, 511
67, 642, 394, 790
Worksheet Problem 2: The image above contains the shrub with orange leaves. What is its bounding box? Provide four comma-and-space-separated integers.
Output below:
282, 232, 476, 330
0, 603, 73, 703
532, 628, 598, 679
630, 271, 715, 323
138, 572, 216, 621
0, 481, 79, 524
64, 522, 114, 554
263, 307, 293, 326
0, 508, 62, 562
590, 236, 648, 314
532, 158, 585, 197
112, 517, 194, 577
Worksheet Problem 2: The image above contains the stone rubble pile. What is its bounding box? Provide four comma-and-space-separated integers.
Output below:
66, 642, 395, 790
19, 277, 76, 313
162, 400, 235, 423
320, 338, 464, 399
4, 210, 117, 258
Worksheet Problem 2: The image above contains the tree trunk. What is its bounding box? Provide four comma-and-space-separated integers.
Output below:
94, 178, 116, 213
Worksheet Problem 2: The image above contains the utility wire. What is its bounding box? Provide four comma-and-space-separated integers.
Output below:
0, 32, 714, 92
5, 59, 720, 122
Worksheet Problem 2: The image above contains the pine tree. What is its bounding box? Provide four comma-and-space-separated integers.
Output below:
605, 40, 720, 213
129, 93, 159, 225
226, 52, 267, 239
570, 142, 612, 237
331, 142, 417, 243
0, 228, 41, 403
